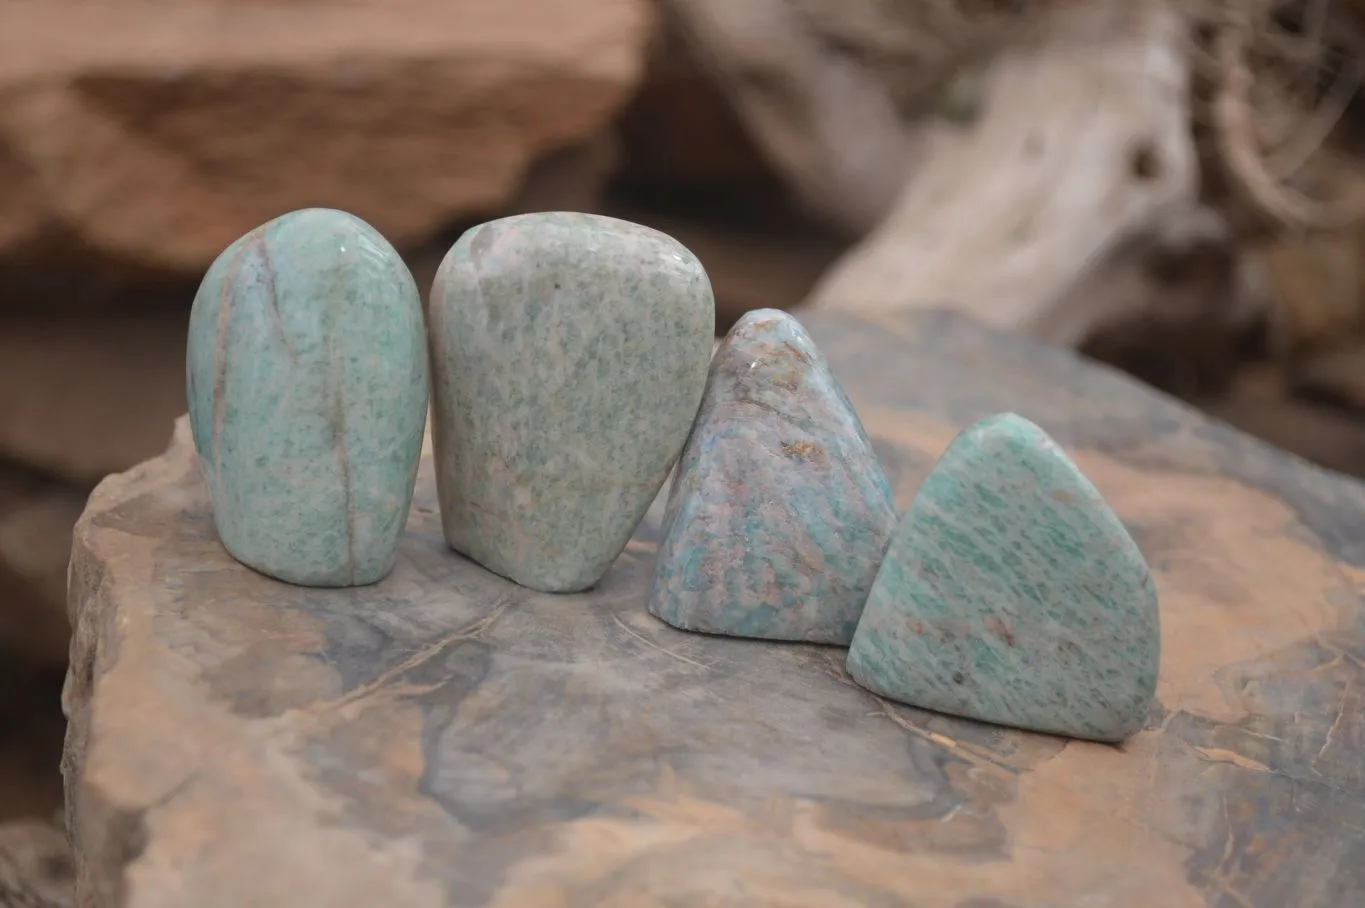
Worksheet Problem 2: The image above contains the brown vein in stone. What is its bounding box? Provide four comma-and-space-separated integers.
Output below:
326, 594, 518, 711
211, 236, 254, 482
257, 236, 297, 363
611, 614, 712, 670
325, 309, 356, 583
735, 397, 797, 424
811, 649, 1017, 777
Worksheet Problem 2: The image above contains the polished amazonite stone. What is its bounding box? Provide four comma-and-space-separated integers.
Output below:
648, 309, 897, 644
427, 212, 714, 593
846, 413, 1160, 742
186, 208, 428, 587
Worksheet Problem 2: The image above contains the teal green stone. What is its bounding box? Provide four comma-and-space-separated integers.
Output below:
846, 413, 1160, 742
185, 208, 429, 588
427, 212, 714, 594
648, 309, 898, 644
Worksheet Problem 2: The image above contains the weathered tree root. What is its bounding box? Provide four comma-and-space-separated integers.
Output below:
0, 818, 72, 908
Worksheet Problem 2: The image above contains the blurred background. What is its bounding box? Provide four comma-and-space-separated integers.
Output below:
4, 0, 1365, 892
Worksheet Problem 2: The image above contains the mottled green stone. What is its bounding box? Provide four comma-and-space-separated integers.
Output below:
427, 212, 714, 594
186, 208, 429, 588
648, 309, 898, 644
846, 413, 1160, 742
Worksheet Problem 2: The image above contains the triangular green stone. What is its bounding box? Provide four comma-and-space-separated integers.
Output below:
648, 309, 897, 644
846, 413, 1160, 742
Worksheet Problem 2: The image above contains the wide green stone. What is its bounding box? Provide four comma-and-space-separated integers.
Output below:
648, 309, 897, 644
186, 208, 429, 588
427, 212, 714, 594
846, 412, 1160, 742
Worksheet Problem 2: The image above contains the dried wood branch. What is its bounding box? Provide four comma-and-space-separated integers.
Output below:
1202, 0, 1365, 232
803, 1, 1218, 345
0, 819, 71, 908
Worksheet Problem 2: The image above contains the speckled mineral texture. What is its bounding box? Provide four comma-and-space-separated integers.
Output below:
186, 208, 428, 588
648, 309, 897, 643
427, 212, 714, 594
847, 412, 1160, 742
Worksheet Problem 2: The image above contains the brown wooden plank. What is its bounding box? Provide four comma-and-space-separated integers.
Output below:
63, 309, 1365, 907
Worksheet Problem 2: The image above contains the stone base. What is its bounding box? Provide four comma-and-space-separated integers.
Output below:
64, 311, 1365, 906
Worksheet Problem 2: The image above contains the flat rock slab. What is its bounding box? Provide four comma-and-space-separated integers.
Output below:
64, 311, 1365, 907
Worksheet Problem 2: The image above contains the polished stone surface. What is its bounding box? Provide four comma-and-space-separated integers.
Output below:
427, 212, 714, 593
648, 309, 897, 644
186, 208, 428, 587
846, 413, 1160, 742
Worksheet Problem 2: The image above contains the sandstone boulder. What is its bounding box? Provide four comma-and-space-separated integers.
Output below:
0, 313, 187, 483
0, 566, 70, 668
0, 0, 652, 289
0, 470, 82, 666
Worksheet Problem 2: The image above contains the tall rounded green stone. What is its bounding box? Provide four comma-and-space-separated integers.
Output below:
186, 208, 429, 588
427, 212, 715, 593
